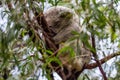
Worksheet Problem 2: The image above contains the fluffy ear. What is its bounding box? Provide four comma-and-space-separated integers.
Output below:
59, 11, 73, 20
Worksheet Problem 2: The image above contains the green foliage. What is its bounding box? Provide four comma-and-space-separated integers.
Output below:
48, 0, 62, 6
110, 60, 120, 80
58, 45, 76, 57
0, 0, 120, 80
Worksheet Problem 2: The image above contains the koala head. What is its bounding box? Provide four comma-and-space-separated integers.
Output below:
44, 6, 79, 33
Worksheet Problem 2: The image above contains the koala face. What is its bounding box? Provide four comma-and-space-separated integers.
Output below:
44, 6, 80, 34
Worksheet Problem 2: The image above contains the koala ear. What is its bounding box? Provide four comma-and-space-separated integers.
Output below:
59, 12, 73, 19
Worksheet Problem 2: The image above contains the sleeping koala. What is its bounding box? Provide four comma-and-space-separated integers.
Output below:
44, 6, 91, 71
44, 6, 80, 44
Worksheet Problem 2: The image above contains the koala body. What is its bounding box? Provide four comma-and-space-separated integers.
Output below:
44, 6, 91, 71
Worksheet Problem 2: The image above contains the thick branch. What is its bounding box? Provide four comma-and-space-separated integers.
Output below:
91, 34, 107, 80
85, 51, 120, 69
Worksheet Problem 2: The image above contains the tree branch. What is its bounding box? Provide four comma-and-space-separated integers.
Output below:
91, 33, 108, 80
35, 12, 58, 51
85, 51, 120, 69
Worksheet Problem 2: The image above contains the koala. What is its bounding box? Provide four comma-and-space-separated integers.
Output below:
44, 6, 80, 44
44, 6, 91, 71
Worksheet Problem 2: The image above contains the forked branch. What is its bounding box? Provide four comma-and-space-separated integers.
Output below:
85, 51, 120, 69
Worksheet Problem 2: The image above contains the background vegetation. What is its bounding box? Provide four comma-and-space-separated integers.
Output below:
0, 0, 120, 80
